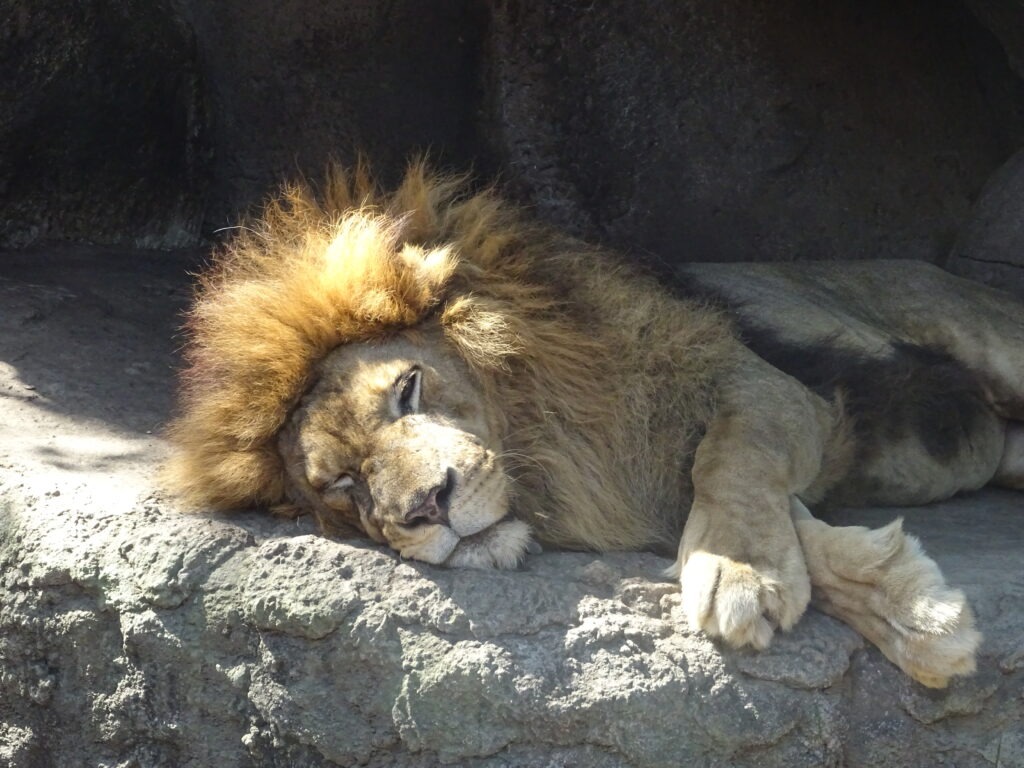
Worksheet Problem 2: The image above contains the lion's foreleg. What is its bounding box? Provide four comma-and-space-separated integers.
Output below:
791, 498, 980, 688
672, 351, 837, 649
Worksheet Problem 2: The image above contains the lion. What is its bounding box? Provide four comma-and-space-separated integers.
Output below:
165, 160, 1024, 689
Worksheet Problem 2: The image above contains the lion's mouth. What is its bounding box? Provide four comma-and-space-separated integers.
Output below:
456, 513, 510, 544
445, 461, 507, 537
443, 516, 534, 570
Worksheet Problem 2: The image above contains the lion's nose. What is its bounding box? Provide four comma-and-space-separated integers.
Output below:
404, 468, 455, 527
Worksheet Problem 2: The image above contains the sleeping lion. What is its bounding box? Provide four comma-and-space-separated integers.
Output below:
166, 161, 1024, 689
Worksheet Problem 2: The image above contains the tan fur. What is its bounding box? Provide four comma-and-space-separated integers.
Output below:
791, 499, 980, 688
166, 161, 1024, 688
166, 160, 734, 554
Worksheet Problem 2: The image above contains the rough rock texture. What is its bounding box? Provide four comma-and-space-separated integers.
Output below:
948, 147, 1024, 298
171, 0, 491, 234
0, 0, 208, 248
2, 249, 1022, 767
966, 0, 1024, 79
5, 0, 1024, 263
484, 0, 1024, 264
172, 0, 1024, 262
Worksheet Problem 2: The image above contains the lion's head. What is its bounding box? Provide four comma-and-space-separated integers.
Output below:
277, 322, 531, 568
164, 161, 547, 568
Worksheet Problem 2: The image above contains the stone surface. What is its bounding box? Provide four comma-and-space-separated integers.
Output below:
484, 0, 1024, 265
0, 0, 208, 248
966, 0, 1024, 79
176, 0, 1024, 263
172, 0, 491, 234
948, 147, 1024, 298
5, 0, 1024, 265
1, 248, 1022, 767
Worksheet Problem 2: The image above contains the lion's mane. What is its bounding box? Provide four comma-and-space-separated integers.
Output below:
166, 161, 735, 551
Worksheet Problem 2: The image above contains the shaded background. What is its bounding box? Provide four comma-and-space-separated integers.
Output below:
4, 0, 1024, 287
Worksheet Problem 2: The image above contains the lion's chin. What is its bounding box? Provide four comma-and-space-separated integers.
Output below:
443, 518, 533, 570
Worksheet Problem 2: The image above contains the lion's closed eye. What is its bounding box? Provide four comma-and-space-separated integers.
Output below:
323, 473, 356, 505
394, 366, 422, 416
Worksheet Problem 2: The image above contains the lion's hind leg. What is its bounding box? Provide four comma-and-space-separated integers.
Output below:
791, 498, 980, 688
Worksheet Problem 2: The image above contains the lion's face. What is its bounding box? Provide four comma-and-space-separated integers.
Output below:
278, 324, 532, 569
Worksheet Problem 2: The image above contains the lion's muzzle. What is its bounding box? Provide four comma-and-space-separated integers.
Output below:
363, 419, 523, 566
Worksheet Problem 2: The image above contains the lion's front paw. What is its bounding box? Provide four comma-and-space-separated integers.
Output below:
796, 517, 981, 688
678, 551, 810, 650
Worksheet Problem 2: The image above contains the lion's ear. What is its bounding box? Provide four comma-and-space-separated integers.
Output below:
441, 295, 521, 372
399, 243, 456, 296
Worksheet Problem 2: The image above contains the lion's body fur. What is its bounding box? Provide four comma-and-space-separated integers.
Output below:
166, 162, 736, 552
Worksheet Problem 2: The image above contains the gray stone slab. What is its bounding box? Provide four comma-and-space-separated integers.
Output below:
949, 147, 1024, 299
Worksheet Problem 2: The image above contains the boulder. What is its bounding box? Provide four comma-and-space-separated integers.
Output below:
948, 147, 1024, 298
1, 248, 1021, 767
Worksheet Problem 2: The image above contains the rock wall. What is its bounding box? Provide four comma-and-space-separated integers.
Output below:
4, 0, 1024, 265
948, 148, 1024, 296
0, 0, 208, 248
484, 0, 1024, 263
170, 0, 491, 235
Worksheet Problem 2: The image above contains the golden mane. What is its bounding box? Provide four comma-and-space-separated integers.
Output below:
166, 160, 734, 551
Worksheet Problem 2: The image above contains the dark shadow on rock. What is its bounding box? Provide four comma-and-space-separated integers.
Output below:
0, 245, 201, 435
